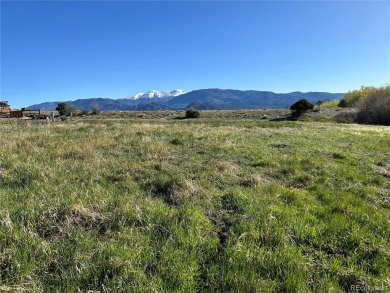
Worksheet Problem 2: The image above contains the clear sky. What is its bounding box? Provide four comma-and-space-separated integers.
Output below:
1, 1, 389, 109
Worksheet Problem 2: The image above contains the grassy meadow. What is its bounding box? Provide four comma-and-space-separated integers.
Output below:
0, 117, 389, 292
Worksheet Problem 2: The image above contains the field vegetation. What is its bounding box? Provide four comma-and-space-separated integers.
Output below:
338, 86, 375, 108
355, 86, 390, 125
0, 117, 389, 292
338, 85, 390, 125
320, 100, 339, 109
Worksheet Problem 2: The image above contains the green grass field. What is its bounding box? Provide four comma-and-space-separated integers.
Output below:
0, 117, 389, 292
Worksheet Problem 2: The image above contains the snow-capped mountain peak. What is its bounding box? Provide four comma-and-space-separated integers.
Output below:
142, 90, 169, 99
125, 89, 185, 100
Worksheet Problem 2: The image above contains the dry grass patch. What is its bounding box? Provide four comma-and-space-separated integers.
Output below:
0, 284, 30, 292
216, 161, 240, 177
66, 205, 108, 231
372, 164, 390, 179
240, 174, 270, 187
0, 209, 13, 232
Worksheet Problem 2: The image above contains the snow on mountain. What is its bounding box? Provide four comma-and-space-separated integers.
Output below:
126, 93, 144, 100
170, 89, 186, 97
125, 89, 185, 100
141, 90, 169, 99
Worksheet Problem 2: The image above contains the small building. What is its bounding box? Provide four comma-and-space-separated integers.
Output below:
0, 102, 43, 119
10, 108, 41, 118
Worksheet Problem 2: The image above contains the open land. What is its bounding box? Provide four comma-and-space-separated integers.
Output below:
0, 112, 389, 292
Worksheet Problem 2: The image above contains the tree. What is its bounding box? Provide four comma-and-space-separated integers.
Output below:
338, 86, 374, 108
56, 102, 68, 116
290, 99, 314, 113
0, 101, 9, 107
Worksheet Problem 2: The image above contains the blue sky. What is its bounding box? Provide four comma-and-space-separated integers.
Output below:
1, 1, 389, 109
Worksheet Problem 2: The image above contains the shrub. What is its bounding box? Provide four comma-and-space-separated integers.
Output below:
334, 111, 357, 124
338, 86, 374, 108
355, 86, 390, 125
337, 99, 349, 108
185, 108, 200, 119
290, 99, 314, 113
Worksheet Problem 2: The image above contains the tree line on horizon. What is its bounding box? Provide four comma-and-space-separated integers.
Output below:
55, 102, 100, 116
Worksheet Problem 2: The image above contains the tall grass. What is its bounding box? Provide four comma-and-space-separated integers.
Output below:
0, 118, 389, 292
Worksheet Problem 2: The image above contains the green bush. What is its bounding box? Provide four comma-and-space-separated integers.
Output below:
337, 99, 349, 108
185, 108, 200, 118
290, 99, 314, 113
355, 85, 390, 125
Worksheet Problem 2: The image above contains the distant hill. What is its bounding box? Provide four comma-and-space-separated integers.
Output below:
131, 102, 171, 111
166, 89, 344, 109
28, 89, 344, 111
186, 101, 218, 110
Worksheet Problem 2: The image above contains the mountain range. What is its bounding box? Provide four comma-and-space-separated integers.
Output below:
28, 89, 344, 111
